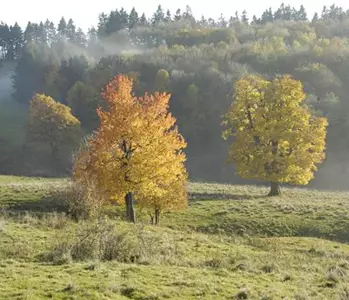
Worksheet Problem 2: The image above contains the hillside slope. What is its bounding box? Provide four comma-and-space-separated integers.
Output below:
1, 176, 349, 299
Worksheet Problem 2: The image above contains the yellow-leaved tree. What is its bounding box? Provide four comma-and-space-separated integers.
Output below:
28, 93, 81, 161
73, 75, 187, 223
222, 74, 328, 196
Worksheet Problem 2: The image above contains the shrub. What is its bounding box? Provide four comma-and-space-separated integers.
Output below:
261, 263, 277, 273
235, 288, 249, 299
41, 212, 68, 229
0, 211, 68, 229
0, 239, 34, 260
294, 293, 309, 300
43, 219, 177, 265
204, 257, 227, 269
324, 265, 347, 288
61, 181, 105, 220
340, 287, 349, 300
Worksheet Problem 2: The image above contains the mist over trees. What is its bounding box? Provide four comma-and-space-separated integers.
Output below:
1, 3, 349, 188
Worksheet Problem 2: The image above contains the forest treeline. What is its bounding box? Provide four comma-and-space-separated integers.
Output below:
1, 3, 349, 188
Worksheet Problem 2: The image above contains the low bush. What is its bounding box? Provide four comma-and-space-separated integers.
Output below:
43, 219, 178, 265
59, 181, 105, 220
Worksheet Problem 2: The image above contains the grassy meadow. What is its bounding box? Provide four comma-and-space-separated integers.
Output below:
1, 176, 349, 299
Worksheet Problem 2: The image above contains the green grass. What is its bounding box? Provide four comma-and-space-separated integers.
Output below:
0, 177, 68, 211
2, 176, 348, 242
163, 185, 349, 242
1, 175, 349, 299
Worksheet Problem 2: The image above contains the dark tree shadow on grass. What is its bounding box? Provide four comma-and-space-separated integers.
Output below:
6, 192, 67, 214
189, 192, 268, 201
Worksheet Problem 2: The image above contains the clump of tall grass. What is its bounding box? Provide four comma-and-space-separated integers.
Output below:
58, 181, 105, 220
43, 219, 178, 265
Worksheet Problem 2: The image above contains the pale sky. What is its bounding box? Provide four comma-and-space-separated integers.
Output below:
2, 0, 349, 30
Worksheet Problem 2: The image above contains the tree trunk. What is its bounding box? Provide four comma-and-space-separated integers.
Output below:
149, 214, 154, 225
125, 193, 136, 223
155, 208, 160, 226
268, 182, 281, 197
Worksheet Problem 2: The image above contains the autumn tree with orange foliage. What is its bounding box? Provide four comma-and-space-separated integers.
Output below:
73, 75, 187, 223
